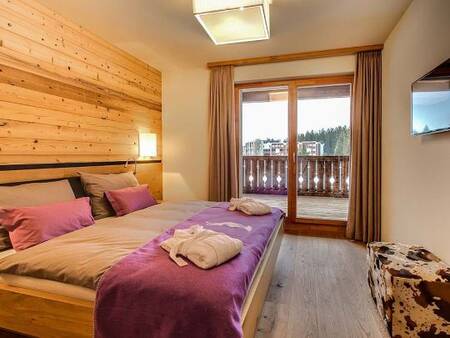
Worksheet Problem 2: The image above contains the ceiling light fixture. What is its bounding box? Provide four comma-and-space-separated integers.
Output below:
193, 0, 271, 45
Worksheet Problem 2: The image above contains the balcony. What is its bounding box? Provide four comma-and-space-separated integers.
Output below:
242, 155, 350, 220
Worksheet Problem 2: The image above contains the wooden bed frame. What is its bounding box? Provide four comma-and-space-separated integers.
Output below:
0, 218, 284, 338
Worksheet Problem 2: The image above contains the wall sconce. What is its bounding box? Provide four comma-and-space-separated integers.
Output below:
139, 133, 157, 158
125, 133, 157, 174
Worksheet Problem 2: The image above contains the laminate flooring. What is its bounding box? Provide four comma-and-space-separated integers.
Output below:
255, 235, 389, 338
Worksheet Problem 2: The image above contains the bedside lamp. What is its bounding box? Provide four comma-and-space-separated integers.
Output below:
125, 133, 157, 174
139, 133, 157, 158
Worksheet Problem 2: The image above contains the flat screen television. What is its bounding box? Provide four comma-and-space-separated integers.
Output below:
411, 58, 450, 135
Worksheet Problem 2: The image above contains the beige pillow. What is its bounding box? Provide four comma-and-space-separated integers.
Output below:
79, 172, 139, 219
0, 180, 76, 251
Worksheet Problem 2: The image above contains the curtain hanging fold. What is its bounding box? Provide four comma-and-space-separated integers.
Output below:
346, 50, 382, 242
208, 65, 239, 201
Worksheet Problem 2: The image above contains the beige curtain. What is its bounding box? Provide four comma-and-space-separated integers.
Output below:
208, 65, 239, 201
346, 51, 382, 242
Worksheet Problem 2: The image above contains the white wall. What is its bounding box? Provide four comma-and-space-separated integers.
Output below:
235, 56, 355, 82
382, 0, 450, 262
162, 66, 210, 201
163, 56, 355, 201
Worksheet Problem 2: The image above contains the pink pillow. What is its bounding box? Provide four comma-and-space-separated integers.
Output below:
105, 185, 157, 216
0, 197, 94, 251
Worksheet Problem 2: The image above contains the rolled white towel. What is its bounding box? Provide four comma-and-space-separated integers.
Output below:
228, 197, 272, 216
160, 225, 243, 269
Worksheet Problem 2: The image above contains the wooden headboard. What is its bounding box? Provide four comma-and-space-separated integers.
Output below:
0, 0, 162, 199
0, 176, 87, 199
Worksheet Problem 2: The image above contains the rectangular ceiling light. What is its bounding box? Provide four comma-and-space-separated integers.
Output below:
193, 0, 270, 45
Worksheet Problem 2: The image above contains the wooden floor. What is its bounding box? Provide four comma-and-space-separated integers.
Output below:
244, 194, 349, 221
255, 235, 389, 338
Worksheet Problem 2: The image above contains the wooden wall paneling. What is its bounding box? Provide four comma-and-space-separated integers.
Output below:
0, 18, 159, 92
0, 118, 137, 143
0, 37, 160, 105
0, 0, 162, 196
0, 0, 160, 80
0, 82, 159, 127
0, 53, 159, 110
0, 101, 137, 132
0, 3, 161, 89
135, 163, 163, 200
0, 138, 137, 156
0, 62, 160, 111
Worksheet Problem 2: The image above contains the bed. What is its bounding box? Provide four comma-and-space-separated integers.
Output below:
0, 177, 284, 338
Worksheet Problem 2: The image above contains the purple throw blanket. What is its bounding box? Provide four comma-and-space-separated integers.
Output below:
94, 203, 284, 338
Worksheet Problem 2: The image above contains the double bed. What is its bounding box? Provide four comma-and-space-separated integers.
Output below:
0, 177, 284, 338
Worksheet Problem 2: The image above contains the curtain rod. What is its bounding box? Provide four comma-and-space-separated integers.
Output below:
207, 44, 383, 68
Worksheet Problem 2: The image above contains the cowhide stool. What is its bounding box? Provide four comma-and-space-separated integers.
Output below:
368, 242, 450, 337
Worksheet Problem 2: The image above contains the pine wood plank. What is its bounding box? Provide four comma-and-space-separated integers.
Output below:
0, 55, 161, 111
0, 137, 137, 156
0, 119, 138, 145
0, 7, 160, 89
0, 100, 150, 133
0, 0, 161, 80
0, 41, 160, 105
0, 63, 161, 112
0, 284, 93, 338
0, 82, 161, 127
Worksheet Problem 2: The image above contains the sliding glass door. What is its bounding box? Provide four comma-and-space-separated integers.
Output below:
237, 76, 352, 225
240, 86, 289, 214
295, 84, 351, 222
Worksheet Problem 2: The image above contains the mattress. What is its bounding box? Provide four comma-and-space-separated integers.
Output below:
0, 201, 215, 291
0, 204, 283, 309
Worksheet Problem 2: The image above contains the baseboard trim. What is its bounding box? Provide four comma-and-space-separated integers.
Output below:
284, 222, 346, 238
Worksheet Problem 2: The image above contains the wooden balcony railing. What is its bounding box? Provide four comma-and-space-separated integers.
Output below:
242, 155, 350, 198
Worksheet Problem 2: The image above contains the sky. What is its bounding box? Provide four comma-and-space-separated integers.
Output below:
412, 91, 450, 134
242, 97, 351, 143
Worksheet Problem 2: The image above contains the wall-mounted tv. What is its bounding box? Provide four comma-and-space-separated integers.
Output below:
411, 58, 450, 135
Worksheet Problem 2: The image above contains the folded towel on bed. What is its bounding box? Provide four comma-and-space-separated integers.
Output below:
160, 225, 243, 269
228, 197, 272, 216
